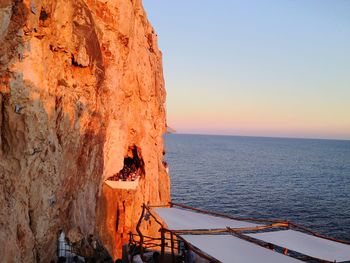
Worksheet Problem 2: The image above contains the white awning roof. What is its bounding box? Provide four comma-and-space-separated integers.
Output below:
154, 207, 259, 230
181, 234, 302, 263
247, 230, 350, 262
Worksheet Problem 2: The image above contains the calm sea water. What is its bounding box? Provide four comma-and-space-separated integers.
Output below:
164, 134, 350, 241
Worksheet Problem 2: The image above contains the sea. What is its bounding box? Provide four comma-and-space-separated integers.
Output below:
164, 134, 350, 242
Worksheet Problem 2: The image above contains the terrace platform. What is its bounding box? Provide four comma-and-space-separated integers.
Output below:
104, 177, 140, 190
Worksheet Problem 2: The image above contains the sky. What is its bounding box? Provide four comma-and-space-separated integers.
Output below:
143, 0, 350, 140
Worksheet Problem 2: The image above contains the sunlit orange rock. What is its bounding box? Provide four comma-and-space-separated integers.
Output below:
0, 0, 170, 261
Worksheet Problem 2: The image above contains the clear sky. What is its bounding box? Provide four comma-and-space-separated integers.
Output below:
143, 0, 350, 140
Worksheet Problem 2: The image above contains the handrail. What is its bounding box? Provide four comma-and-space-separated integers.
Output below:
289, 222, 350, 245
170, 202, 286, 224
144, 204, 165, 227
135, 204, 146, 261
171, 221, 290, 235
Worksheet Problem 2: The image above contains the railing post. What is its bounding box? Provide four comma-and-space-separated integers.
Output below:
161, 228, 165, 263
128, 232, 133, 245
170, 231, 175, 262
136, 205, 146, 261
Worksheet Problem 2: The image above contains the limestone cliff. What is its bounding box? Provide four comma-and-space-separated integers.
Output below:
0, 0, 170, 261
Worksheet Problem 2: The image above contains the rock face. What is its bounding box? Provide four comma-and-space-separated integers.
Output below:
0, 0, 170, 262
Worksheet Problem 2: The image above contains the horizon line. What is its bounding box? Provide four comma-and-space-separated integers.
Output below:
166, 131, 350, 142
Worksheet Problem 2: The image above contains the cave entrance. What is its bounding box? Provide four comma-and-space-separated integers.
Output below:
105, 146, 144, 190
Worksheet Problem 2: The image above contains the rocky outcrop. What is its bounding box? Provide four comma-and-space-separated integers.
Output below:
166, 126, 176, 134
0, 0, 170, 262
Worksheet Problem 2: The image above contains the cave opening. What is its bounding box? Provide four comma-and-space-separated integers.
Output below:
108, 146, 145, 182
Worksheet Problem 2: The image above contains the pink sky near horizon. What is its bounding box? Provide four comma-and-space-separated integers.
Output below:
165, 78, 350, 140
167, 91, 350, 140
170, 117, 350, 140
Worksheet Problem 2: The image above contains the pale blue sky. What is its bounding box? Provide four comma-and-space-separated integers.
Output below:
143, 0, 350, 140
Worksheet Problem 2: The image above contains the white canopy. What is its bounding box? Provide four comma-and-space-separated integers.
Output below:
247, 230, 350, 262
181, 234, 302, 263
154, 207, 259, 230
153, 207, 350, 262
